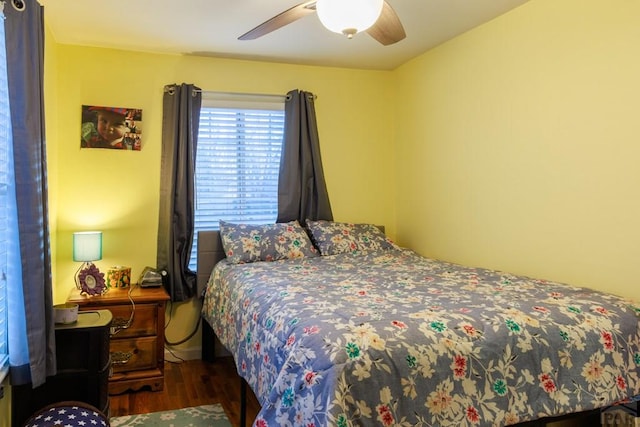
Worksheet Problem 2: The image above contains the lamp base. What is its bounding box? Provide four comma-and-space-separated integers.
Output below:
75, 262, 107, 296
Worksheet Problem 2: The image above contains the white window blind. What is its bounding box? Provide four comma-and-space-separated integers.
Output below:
0, 10, 11, 379
189, 93, 285, 270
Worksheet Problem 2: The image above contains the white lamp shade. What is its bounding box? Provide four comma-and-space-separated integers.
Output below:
73, 231, 103, 262
316, 0, 384, 36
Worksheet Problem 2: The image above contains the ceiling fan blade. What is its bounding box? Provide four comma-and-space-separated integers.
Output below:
366, 1, 406, 46
239, 1, 317, 40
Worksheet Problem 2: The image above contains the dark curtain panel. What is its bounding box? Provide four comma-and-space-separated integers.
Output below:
5, 0, 55, 387
157, 83, 202, 302
277, 89, 333, 224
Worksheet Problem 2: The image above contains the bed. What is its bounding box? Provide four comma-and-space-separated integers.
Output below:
198, 220, 640, 426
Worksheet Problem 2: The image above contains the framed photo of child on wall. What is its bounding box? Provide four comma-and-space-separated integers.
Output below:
81, 105, 143, 150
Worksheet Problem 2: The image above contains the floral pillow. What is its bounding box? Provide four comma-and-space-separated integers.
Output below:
219, 220, 319, 264
305, 220, 399, 256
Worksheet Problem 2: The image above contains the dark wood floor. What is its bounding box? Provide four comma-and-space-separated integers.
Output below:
109, 357, 260, 427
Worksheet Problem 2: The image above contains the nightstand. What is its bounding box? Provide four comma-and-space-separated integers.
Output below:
67, 284, 170, 394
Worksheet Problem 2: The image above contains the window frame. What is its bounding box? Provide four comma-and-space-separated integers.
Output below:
189, 92, 285, 270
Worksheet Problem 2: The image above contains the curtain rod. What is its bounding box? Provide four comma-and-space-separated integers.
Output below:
1, 0, 27, 13
164, 86, 317, 100
201, 90, 285, 99
202, 90, 317, 101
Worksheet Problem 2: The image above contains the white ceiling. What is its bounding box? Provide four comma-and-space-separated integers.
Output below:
39, 0, 529, 71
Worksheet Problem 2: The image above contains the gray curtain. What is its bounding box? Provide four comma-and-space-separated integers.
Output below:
157, 83, 202, 302
277, 89, 333, 223
5, 0, 55, 387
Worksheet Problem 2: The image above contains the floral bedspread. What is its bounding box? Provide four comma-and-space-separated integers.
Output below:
202, 248, 640, 426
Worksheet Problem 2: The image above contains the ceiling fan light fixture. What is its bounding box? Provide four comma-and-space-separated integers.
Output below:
316, 0, 384, 38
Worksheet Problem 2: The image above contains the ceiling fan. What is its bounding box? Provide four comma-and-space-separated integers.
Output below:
239, 0, 406, 46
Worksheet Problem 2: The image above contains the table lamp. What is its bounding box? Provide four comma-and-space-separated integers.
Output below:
73, 231, 106, 295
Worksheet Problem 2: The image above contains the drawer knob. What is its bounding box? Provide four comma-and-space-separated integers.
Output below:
111, 351, 133, 365
111, 317, 132, 336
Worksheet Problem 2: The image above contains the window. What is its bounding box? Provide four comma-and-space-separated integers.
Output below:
0, 11, 11, 381
189, 93, 285, 270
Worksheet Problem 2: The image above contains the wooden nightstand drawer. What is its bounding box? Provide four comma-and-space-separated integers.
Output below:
109, 303, 158, 338
110, 336, 158, 372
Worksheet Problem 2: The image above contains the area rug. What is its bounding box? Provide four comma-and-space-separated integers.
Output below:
110, 404, 232, 427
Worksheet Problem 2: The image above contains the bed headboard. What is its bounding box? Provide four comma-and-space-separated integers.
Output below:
196, 230, 225, 296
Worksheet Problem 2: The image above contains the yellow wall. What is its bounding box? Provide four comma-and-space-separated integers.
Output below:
48, 44, 396, 350
394, 0, 640, 299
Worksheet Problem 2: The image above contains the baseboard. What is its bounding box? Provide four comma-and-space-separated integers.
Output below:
164, 346, 202, 362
